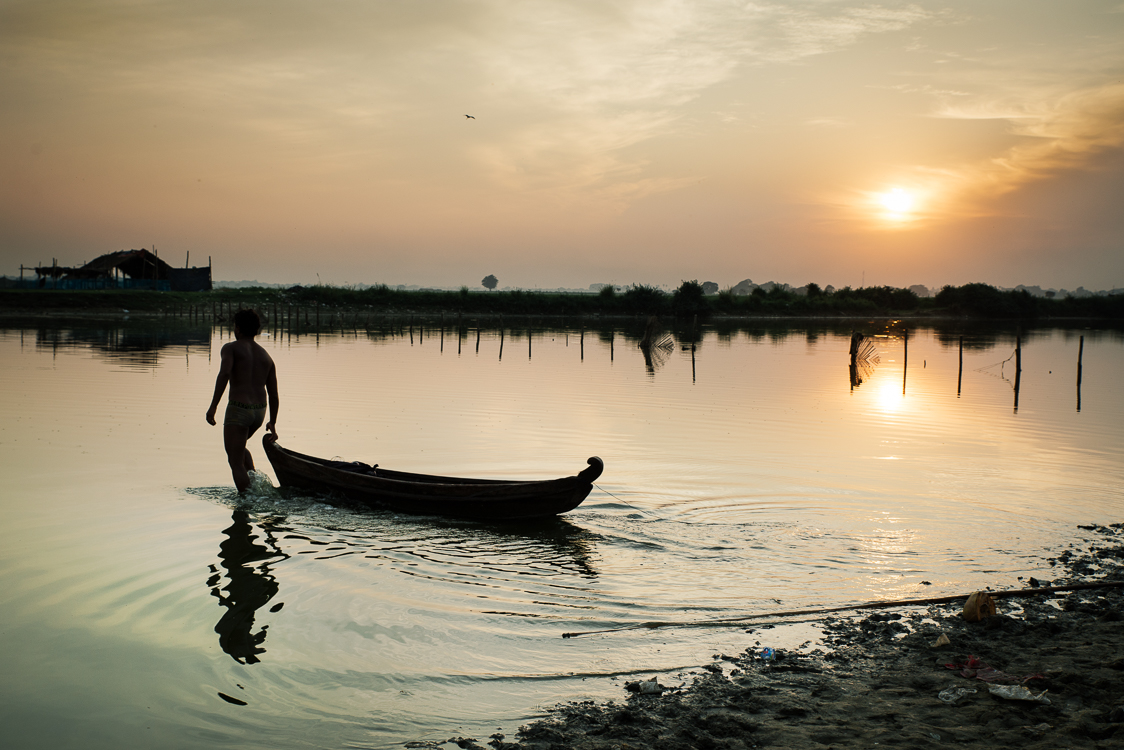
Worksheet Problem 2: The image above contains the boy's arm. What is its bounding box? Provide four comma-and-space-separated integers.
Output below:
265, 361, 279, 438
206, 345, 234, 425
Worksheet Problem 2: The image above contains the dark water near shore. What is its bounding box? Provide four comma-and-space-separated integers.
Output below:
1, 319, 1121, 749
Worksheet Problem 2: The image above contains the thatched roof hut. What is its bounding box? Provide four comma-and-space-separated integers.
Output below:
34, 249, 211, 291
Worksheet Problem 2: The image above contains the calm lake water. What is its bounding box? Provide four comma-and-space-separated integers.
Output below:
1, 317, 1121, 749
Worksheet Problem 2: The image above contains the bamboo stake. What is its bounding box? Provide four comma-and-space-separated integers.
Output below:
1077, 335, 1084, 412
902, 328, 908, 395
957, 336, 963, 397
561, 580, 1124, 638
1014, 331, 1022, 411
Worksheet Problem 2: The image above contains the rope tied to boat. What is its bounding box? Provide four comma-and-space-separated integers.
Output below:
593, 483, 659, 518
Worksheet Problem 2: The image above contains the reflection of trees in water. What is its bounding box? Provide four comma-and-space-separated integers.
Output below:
932, 324, 1123, 350
24, 321, 211, 369
207, 511, 287, 664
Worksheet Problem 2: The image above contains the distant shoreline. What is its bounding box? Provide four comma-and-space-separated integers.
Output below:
1, 285, 1122, 323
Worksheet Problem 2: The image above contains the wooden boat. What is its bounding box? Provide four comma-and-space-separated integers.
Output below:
262, 436, 604, 521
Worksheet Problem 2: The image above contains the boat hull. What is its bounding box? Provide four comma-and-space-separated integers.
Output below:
263, 437, 603, 520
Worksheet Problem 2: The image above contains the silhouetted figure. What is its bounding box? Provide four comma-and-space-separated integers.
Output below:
206, 309, 279, 492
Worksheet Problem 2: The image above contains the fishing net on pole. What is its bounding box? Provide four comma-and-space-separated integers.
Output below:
854, 336, 880, 364
638, 316, 675, 373
976, 348, 1017, 384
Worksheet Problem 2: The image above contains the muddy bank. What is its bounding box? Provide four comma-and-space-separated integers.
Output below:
434, 524, 1123, 750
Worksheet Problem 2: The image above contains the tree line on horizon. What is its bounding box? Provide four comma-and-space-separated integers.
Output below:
4, 280, 1121, 319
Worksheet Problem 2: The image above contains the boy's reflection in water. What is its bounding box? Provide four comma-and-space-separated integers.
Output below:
207, 510, 287, 664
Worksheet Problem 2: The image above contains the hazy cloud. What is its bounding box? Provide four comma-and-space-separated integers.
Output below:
0, 0, 936, 204
458, 1, 936, 195
932, 83, 1124, 209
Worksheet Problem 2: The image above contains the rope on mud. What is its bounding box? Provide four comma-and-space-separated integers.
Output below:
560, 580, 1124, 638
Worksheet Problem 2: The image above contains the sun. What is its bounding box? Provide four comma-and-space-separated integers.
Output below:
879, 187, 914, 215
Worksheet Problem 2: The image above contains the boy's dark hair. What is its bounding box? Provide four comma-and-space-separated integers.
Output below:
234, 309, 262, 336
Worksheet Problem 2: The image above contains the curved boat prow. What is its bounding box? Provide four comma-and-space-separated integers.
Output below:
579, 456, 604, 483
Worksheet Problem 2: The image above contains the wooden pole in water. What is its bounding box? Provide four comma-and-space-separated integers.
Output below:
1077, 335, 1084, 412
1013, 331, 1022, 412
902, 329, 908, 395
528, 329, 532, 359
476, 327, 480, 353
957, 336, 963, 397
499, 326, 504, 360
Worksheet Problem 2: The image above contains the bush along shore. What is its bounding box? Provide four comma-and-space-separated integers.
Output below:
1, 282, 1123, 321
428, 524, 1124, 750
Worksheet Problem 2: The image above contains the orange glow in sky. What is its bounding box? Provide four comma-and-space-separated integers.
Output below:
1, 2, 1122, 290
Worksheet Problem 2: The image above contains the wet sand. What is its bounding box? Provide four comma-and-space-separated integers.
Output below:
434, 524, 1123, 750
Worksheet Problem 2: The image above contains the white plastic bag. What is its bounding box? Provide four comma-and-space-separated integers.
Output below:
987, 684, 1050, 704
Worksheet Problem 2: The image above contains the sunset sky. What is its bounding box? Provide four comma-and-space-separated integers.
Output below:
2, 1, 1123, 291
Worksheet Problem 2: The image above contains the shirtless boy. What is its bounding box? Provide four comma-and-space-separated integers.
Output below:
206, 309, 279, 493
